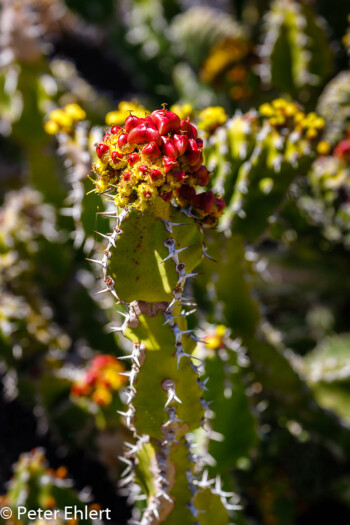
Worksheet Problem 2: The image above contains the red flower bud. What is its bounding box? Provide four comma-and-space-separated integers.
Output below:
150, 169, 163, 181
177, 185, 196, 201
186, 139, 201, 166
128, 153, 140, 166
191, 154, 203, 172
173, 134, 188, 156
160, 191, 173, 202
103, 133, 111, 142
143, 190, 152, 198
138, 164, 148, 173
142, 142, 161, 157
334, 139, 350, 161
173, 170, 186, 182
163, 156, 179, 173
144, 116, 158, 128
180, 119, 197, 139
125, 115, 144, 133
194, 166, 210, 186
127, 123, 161, 145
123, 172, 131, 181
150, 109, 181, 135
111, 125, 121, 134
196, 138, 204, 148
118, 133, 129, 149
161, 136, 178, 159
192, 190, 214, 214
96, 144, 110, 158
111, 151, 123, 163
214, 197, 226, 213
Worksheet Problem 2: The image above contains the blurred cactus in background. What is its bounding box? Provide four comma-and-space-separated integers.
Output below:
2, 1, 350, 525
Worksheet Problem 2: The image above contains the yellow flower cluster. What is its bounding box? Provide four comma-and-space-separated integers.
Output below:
259, 99, 325, 139
170, 103, 194, 120
44, 103, 86, 135
105, 100, 147, 126
198, 106, 228, 136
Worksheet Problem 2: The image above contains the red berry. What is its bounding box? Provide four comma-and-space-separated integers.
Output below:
111, 151, 123, 163
123, 172, 131, 181
192, 190, 214, 214
96, 144, 110, 158
125, 115, 144, 133
214, 197, 226, 213
138, 165, 148, 173
173, 134, 189, 156
118, 133, 129, 149
173, 170, 186, 182
111, 125, 121, 134
150, 169, 163, 181
103, 133, 111, 142
163, 156, 179, 173
161, 136, 178, 159
160, 191, 173, 202
196, 138, 204, 148
177, 185, 196, 201
128, 153, 140, 166
144, 116, 158, 128
143, 191, 152, 198
127, 123, 162, 145
186, 139, 201, 166
192, 154, 204, 172
150, 109, 181, 135
180, 119, 198, 139
142, 142, 161, 157
195, 166, 210, 186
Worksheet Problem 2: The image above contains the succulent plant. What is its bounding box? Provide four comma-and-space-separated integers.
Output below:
63, 106, 232, 523
260, 0, 333, 100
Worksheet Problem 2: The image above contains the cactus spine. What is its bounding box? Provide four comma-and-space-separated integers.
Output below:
87, 109, 229, 523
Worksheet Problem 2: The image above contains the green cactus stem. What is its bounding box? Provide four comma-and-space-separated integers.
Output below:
81, 108, 230, 523
260, 0, 332, 100
206, 98, 325, 241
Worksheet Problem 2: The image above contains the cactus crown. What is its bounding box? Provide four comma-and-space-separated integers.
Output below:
92, 108, 225, 225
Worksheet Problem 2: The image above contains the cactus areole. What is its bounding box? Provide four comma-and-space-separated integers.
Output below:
90, 108, 229, 523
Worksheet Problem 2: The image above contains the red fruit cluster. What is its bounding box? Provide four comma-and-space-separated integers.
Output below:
334, 138, 350, 162
71, 354, 126, 406
93, 108, 225, 224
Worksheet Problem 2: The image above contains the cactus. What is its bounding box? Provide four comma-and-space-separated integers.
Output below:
300, 133, 350, 246
317, 72, 350, 145
0, 449, 97, 525
70, 107, 231, 523
260, 0, 332, 100
0, 188, 70, 372
206, 98, 325, 240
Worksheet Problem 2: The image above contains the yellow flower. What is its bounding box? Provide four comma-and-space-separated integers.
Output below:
204, 325, 227, 350
65, 103, 86, 121
198, 106, 227, 136
92, 387, 113, 406
170, 103, 194, 120
105, 100, 147, 126
317, 141, 331, 156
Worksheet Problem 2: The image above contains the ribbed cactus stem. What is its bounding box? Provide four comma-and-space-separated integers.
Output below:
86, 109, 228, 523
